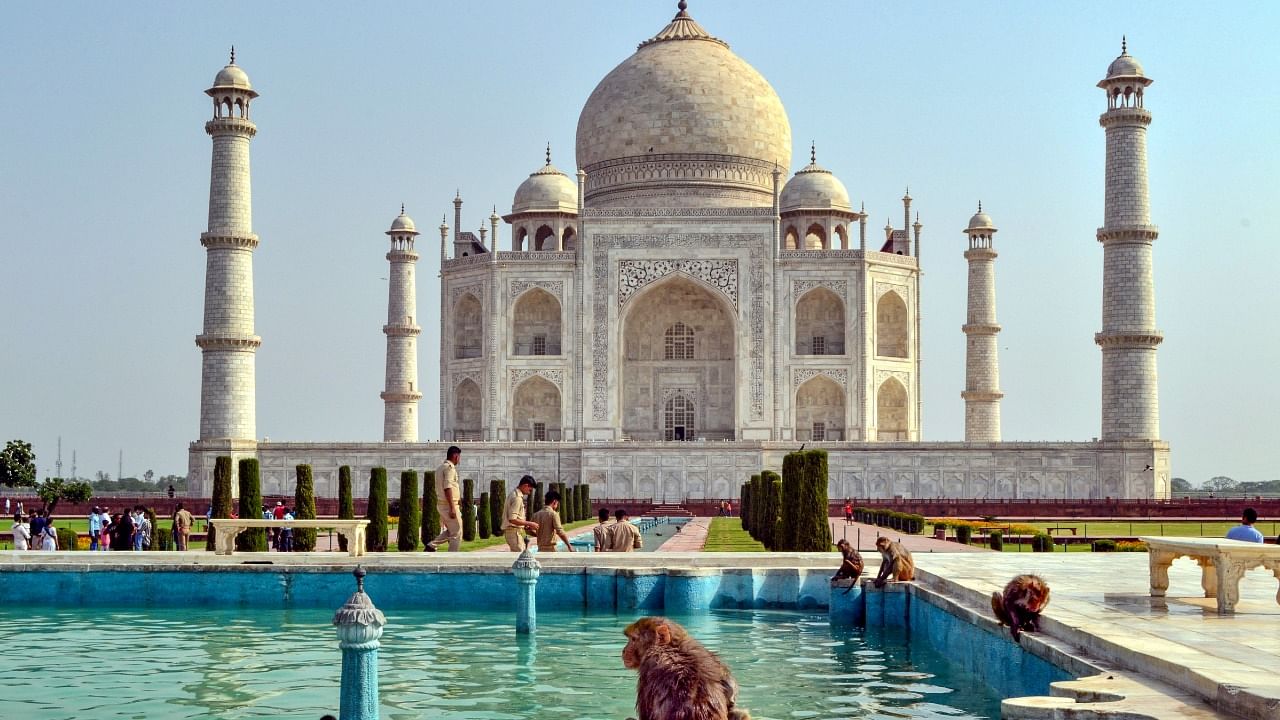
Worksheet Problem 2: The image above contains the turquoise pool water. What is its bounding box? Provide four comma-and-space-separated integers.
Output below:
5, 607, 1003, 719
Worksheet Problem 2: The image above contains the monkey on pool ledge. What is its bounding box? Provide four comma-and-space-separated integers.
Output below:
871, 537, 915, 588
622, 617, 751, 720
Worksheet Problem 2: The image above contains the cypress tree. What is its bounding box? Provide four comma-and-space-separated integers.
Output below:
748, 474, 764, 541
531, 481, 544, 515
366, 467, 389, 552
489, 480, 505, 540
207, 456, 234, 551
791, 450, 832, 552
337, 465, 354, 552
235, 458, 267, 552
564, 485, 577, 522
421, 470, 440, 548
765, 474, 783, 551
397, 470, 420, 551
294, 464, 317, 552
739, 481, 750, 533
478, 492, 491, 539
461, 478, 476, 541
780, 452, 805, 550
581, 484, 591, 523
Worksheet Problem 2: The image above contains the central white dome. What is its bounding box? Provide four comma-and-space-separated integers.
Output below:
575, 3, 791, 207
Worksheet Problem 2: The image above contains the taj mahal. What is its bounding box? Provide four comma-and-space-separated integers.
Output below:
188, 2, 1169, 501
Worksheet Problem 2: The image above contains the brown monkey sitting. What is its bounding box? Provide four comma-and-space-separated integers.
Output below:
872, 537, 915, 588
831, 539, 864, 583
622, 616, 751, 720
991, 574, 1050, 642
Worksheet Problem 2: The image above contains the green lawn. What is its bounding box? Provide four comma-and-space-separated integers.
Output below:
388, 518, 600, 552
1020, 520, 1277, 539
702, 517, 767, 552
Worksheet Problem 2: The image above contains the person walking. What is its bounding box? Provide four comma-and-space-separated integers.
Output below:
29, 509, 47, 544
172, 503, 194, 551
280, 507, 295, 552
1226, 507, 1265, 543
109, 512, 132, 551
500, 476, 540, 551
89, 506, 105, 551
608, 509, 642, 552
425, 446, 463, 552
132, 506, 151, 551
593, 508, 613, 552
844, 499, 854, 525
39, 518, 58, 551
530, 490, 575, 553
10, 512, 31, 551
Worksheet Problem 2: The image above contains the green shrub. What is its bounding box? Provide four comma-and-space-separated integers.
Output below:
955, 524, 972, 545
398, 470, 420, 551
461, 478, 476, 541
421, 470, 440, 547
337, 465, 354, 552
145, 507, 159, 551
489, 480, 505, 539
366, 467, 389, 552
236, 459, 267, 552
530, 482, 543, 516
56, 526, 79, 551
740, 481, 750, 532
581, 484, 591, 523
1092, 539, 1117, 552
207, 456, 235, 551
988, 530, 1004, 552
756, 471, 779, 550
478, 492, 491, 539
294, 464, 317, 552
782, 450, 831, 552
746, 474, 761, 538
155, 527, 173, 551
1031, 533, 1053, 552
779, 454, 801, 549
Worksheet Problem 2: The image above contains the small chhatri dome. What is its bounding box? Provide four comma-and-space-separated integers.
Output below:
780, 144, 851, 213
967, 202, 995, 231
211, 46, 254, 91
1105, 37, 1145, 79
389, 204, 417, 234
511, 146, 578, 215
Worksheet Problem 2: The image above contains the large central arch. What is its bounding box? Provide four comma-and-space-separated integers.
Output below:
620, 275, 736, 440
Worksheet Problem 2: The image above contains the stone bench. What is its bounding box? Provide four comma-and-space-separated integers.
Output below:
210, 519, 370, 557
1141, 536, 1280, 614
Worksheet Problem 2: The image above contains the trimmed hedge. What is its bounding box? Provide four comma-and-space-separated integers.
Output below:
155, 527, 173, 551
421, 470, 440, 547
338, 465, 354, 553
779, 450, 831, 551
478, 492, 491, 538
988, 530, 1004, 552
956, 525, 973, 545
207, 456, 235, 551
740, 481, 750, 532
489, 480, 505, 540
398, 470, 420, 551
530, 482, 543, 516
1092, 539, 1117, 552
294, 464, 318, 551
236, 459, 268, 552
580, 484, 591, 523
461, 478, 476, 541
1031, 533, 1053, 552
748, 473, 764, 541
145, 507, 159, 551
366, 467, 389, 552
56, 526, 79, 551
764, 473, 783, 551
1117, 540, 1149, 552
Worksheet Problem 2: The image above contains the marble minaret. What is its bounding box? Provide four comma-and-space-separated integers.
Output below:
381, 206, 422, 442
1096, 40, 1161, 440
961, 204, 1002, 442
197, 49, 260, 442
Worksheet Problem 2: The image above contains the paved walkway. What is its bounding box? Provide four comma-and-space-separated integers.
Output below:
828, 518, 985, 553
655, 518, 710, 551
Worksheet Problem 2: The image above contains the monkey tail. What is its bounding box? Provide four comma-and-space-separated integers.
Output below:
991, 591, 1010, 627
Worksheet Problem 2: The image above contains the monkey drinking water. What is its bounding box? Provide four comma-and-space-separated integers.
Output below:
991, 574, 1050, 642
831, 539, 864, 584
622, 616, 751, 720
872, 537, 915, 588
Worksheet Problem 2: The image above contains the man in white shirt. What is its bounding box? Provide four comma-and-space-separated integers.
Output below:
10, 513, 31, 551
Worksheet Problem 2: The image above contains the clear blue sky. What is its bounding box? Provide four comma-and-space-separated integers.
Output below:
1, 1, 1276, 486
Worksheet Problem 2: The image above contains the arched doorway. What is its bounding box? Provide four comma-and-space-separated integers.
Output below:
621, 276, 735, 440
876, 291, 908, 358
877, 378, 907, 441
512, 289, 561, 356
454, 379, 482, 441
795, 288, 844, 355
454, 293, 482, 359
512, 376, 561, 441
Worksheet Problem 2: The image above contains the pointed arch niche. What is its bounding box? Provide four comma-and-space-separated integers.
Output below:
795, 288, 845, 355
796, 375, 845, 441
512, 289, 561, 356
876, 377, 908, 441
454, 379, 482, 441
454, 293, 483, 359
875, 291, 909, 358
512, 376, 561, 441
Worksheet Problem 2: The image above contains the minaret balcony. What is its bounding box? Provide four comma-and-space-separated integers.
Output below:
1094, 331, 1164, 349
200, 233, 260, 250
1099, 107, 1152, 128
1096, 225, 1159, 242
961, 323, 1002, 335
383, 323, 421, 337
195, 334, 262, 350
386, 249, 419, 262
204, 117, 257, 137
380, 390, 422, 402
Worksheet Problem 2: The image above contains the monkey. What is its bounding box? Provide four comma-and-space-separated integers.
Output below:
831, 538, 864, 588
991, 574, 1051, 642
622, 616, 751, 720
872, 537, 915, 588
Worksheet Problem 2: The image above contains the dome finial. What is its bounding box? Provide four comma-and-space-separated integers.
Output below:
1121, 36, 1127, 55
810, 141, 816, 164
229, 46, 236, 65
978, 200, 983, 212
546, 142, 552, 166
677, 0, 689, 16
400, 203, 405, 215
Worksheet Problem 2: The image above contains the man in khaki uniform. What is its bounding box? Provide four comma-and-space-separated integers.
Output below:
531, 490, 576, 553
608, 508, 642, 552
592, 508, 613, 552
172, 503, 194, 551
500, 475, 541, 551
426, 446, 463, 552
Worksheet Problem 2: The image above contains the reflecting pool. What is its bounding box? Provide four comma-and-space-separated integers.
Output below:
6, 607, 1002, 719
